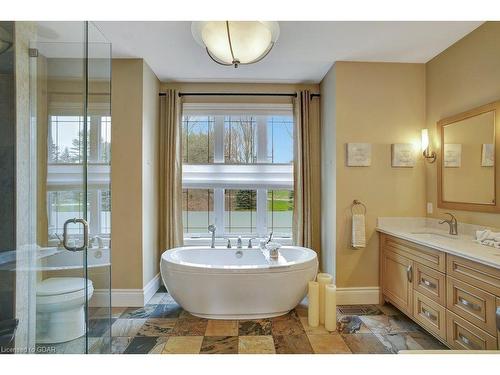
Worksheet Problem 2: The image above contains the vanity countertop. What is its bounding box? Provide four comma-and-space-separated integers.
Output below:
376, 217, 500, 270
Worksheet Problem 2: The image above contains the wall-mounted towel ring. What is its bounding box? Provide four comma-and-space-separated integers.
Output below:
351, 200, 366, 215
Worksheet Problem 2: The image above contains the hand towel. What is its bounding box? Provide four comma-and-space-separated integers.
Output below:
352, 214, 366, 248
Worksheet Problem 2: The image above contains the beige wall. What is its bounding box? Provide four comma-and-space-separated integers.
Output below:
111, 59, 144, 289
320, 67, 336, 275
141, 62, 161, 286
111, 59, 161, 290
321, 61, 427, 287
426, 21, 500, 227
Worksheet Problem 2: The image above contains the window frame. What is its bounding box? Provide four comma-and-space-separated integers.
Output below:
46, 112, 111, 244
181, 103, 294, 240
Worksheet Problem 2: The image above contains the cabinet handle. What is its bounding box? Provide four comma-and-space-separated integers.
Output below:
458, 297, 481, 312
496, 307, 500, 331
422, 278, 436, 289
458, 333, 480, 350
421, 308, 437, 321
407, 265, 412, 283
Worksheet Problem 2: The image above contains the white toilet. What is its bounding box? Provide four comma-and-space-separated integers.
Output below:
36, 277, 94, 344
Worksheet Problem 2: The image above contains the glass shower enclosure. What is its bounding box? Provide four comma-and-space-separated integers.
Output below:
0, 21, 112, 354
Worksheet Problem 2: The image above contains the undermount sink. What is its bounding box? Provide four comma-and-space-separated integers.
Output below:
410, 231, 458, 240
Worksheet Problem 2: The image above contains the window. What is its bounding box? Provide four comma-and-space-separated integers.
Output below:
181, 104, 294, 238
47, 114, 111, 241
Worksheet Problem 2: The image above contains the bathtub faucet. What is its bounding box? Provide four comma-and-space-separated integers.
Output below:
208, 224, 216, 248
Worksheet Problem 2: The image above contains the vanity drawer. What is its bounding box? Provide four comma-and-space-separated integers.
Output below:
446, 276, 497, 336
447, 255, 500, 296
446, 310, 497, 350
413, 291, 446, 340
383, 235, 446, 272
413, 263, 446, 305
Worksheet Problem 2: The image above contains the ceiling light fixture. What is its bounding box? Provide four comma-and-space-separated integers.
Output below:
191, 21, 280, 68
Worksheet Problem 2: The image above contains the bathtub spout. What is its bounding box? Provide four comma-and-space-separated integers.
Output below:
208, 224, 216, 249
237, 236, 242, 249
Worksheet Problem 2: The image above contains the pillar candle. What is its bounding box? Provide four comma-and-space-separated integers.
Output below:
307, 281, 319, 327
324, 284, 337, 332
317, 273, 333, 324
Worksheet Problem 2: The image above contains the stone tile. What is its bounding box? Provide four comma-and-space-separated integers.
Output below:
273, 334, 314, 354
200, 336, 238, 354
111, 337, 131, 354
111, 319, 147, 337
150, 304, 183, 319
342, 333, 391, 354
90, 307, 127, 319
374, 333, 425, 353
238, 336, 276, 354
360, 314, 421, 334
171, 317, 208, 336
308, 334, 352, 354
162, 336, 204, 354
87, 318, 114, 337
337, 316, 371, 334
137, 318, 177, 337
147, 293, 168, 305
378, 303, 402, 316
205, 320, 238, 336
120, 305, 157, 319
123, 336, 167, 354
406, 331, 448, 350
295, 297, 309, 317
238, 319, 272, 336
271, 311, 305, 335
299, 317, 331, 335
337, 305, 382, 317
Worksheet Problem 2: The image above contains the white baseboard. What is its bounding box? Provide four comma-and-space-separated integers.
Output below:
336, 287, 380, 305
90, 273, 162, 307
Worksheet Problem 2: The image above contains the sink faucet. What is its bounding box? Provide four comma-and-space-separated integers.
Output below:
208, 224, 216, 248
439, 213, 458, 235
237, 236, 242, 249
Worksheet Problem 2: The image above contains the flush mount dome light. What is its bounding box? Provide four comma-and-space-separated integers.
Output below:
191, 21, 280, 68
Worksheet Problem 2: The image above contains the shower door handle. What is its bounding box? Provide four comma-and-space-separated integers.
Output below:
63, 218, 89, 252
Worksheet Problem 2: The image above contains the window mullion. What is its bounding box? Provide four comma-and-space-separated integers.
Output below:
256, 116, 267, 163
256, 188, 267, 237
214, 116, 224, 163
214, 188, 224, 237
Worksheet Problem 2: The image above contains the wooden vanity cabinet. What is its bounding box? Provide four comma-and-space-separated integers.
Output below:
379, 233, 500, 349
381, 249, 413, 315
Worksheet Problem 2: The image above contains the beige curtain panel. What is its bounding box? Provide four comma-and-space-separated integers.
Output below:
293, 90, 322, 265
159, 89, 184, 251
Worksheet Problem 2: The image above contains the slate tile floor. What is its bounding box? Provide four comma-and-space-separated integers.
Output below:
111, 286, 447, 354
38, 286, 448, 354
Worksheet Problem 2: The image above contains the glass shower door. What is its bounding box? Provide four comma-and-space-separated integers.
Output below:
29, 21, 112, 354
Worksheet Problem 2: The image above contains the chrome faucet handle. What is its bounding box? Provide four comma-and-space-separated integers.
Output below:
226, 239, 232, 248
237, 236, 243, 249
248, 239, 253, 248
266, 231, 274, 244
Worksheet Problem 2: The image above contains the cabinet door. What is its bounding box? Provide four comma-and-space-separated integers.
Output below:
382, 249, 413, 315
496, 298, 500, 349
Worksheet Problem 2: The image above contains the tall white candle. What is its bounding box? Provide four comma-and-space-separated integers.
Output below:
324, 284, 337, 332
317, 273, 333, 325
308, 281, 319, 327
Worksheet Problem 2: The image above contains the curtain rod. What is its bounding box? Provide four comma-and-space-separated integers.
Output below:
159, 92, 320, 98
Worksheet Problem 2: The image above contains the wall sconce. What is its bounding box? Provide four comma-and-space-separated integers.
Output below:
421, 129, 436, 163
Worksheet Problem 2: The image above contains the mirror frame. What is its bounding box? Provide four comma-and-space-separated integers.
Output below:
437, 100, 500, 213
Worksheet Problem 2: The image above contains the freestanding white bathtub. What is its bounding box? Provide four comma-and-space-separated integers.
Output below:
160, 246, 318, 319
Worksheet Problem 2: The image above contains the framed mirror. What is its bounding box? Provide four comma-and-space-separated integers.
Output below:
437, 101, 500, 213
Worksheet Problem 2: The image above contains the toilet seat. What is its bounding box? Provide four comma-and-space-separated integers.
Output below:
36, 278, 94, 308
37, 277, 93, 296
